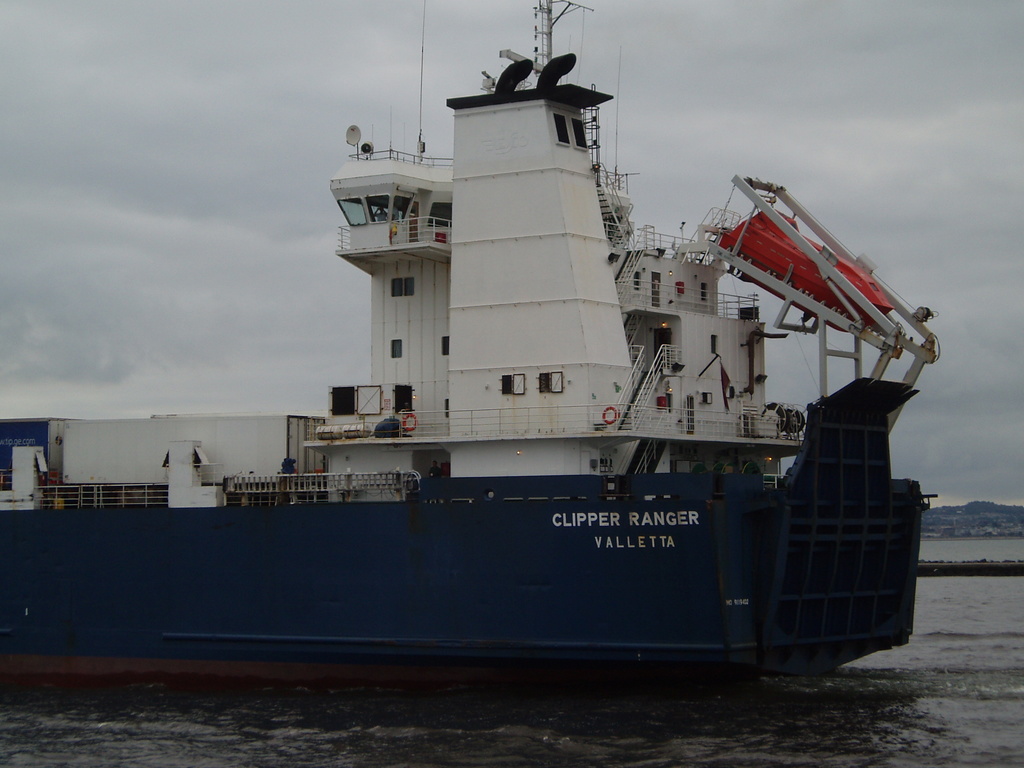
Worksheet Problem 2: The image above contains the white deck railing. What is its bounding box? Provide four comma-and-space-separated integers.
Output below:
40, 483, 170, 510
345, 148, 452, 167
309, 402, 804, 445
337, 216, 452, 253
224, 470, 419, 503
616, 277, 760, 320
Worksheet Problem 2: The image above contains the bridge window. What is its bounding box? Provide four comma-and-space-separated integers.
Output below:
392, 195, 413, 221
367, 194, 390, 222
338, 198, 368, 226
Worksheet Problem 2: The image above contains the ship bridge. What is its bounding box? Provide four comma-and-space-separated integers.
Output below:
330, 149, 454, 269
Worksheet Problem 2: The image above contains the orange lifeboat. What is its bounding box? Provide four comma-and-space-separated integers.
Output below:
718, 212, 893, 324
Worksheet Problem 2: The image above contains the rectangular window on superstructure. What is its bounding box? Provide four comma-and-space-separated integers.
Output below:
429, 201, 452, 225
501, 373, 527, 395
539, 371, 564, 393
571, 118, 587, 149
391, 277, 415, 297
330, 386, 356, 416
553, 113, 570, 144
711, 334, 718, 354
441, 336, 449, 356
391, 339, 403, 358
394, 384, 413, 412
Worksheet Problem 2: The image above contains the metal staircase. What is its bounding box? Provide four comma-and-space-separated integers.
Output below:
613, 344, 683, 473
622, 314, 644, 348
622, 344, 682, 430
597, 184, 633, 249
614, 248, 647, 309
627, 439, 667, 474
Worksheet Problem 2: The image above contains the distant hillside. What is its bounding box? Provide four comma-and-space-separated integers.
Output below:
923, 500, 1024, 537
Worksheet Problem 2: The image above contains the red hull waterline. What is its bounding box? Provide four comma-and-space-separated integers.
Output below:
0, 654, 759, 691
719, 212, 893, 325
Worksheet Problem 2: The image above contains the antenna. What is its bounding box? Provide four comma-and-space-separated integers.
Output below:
534, 0, 592, 67
346, 125, 362, 147
614, 46, 621, 171
417, 0, 427, 161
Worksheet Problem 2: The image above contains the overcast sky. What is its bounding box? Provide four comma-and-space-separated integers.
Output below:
2, 1, 1021, 506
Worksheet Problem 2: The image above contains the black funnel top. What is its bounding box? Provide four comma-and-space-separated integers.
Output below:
448, 53, 612, 111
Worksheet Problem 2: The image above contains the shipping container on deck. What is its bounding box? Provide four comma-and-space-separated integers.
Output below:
61, 415, 322, 485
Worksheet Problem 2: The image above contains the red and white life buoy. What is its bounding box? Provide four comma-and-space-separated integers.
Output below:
401, 412, 417, 432
602, 406, 620, 425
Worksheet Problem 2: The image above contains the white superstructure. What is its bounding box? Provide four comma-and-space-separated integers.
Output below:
311, 53, 800, 480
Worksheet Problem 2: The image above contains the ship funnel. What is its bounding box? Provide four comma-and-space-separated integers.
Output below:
495, 57, 534, 93
537, 53, 576, 92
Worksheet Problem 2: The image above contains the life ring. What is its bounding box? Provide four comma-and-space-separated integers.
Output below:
400, 412, 417, 432
602, 406, 620, 425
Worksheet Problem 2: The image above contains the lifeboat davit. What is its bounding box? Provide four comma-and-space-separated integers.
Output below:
718, 212, 894, 325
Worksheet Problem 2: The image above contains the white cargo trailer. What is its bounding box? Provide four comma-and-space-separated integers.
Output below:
62, 414, 322, 485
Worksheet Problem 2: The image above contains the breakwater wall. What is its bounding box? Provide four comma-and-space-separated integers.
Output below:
918, 561, 1024, 576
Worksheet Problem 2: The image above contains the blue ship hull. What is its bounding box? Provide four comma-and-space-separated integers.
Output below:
0, 381, 926, 688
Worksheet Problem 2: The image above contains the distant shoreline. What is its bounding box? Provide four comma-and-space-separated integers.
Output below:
921, 536, 1024, 541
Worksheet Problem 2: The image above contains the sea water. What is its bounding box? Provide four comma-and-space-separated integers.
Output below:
920, 537, 1024, 563
1, 546, 1021, 767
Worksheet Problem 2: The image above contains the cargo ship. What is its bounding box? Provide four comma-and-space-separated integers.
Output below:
0, 3, 939, 688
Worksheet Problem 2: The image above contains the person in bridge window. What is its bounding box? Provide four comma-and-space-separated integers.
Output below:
428, 460, 442, 478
